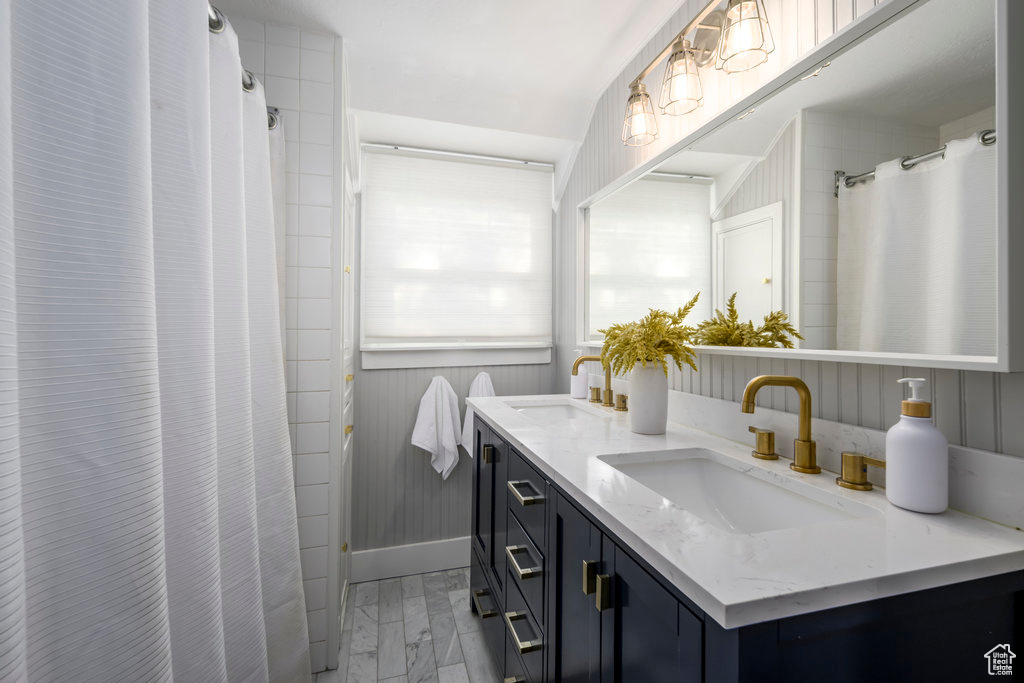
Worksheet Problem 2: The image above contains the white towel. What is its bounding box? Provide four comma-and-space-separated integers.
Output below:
462, 371, 496, 457
411, 376, 462, 480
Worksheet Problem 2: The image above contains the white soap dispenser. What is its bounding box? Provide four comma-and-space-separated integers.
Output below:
885, 377, 948, 513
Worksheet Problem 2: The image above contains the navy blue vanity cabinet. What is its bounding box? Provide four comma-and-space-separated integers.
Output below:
599, 543, 702, 683
546, 492, 603, 683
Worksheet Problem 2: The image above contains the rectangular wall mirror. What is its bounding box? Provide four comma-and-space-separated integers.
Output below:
583, 0, 1014, 371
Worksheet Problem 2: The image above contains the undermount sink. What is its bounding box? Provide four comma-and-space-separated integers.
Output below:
599, 448, 879, 534
505, 398, 610, 424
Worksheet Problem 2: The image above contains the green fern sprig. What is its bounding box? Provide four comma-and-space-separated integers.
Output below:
598, 292, 700, 377
694, 293, 803, 348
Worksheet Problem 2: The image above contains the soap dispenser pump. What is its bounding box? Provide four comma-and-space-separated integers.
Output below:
885, 377, 948, 513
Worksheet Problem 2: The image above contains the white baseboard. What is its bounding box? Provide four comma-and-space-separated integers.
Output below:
351, 536, 472, 582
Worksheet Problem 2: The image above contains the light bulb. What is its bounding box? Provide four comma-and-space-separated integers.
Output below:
659, 39, 703, 115
716, 0, 774, 73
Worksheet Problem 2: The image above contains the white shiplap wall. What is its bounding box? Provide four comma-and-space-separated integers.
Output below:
234, 18, 339, 673
555, 0, 1024, 461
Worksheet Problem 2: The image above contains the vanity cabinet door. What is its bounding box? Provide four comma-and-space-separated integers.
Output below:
546, 492, 602, 683
472, 418, 493, 569
472, 418, 509, 597
600, 543, 702, 683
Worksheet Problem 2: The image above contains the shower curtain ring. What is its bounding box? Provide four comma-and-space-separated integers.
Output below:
208, 5, 225, 33
242, 69, 256, 93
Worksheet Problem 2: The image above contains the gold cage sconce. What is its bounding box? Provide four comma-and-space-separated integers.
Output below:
621, 0, 775, 147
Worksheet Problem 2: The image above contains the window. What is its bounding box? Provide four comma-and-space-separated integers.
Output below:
361, 148, 552, 368
586, 176, 711, 340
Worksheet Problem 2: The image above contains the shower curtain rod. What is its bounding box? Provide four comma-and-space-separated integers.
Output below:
208, 3, 280, 130
834, 128, 996, 197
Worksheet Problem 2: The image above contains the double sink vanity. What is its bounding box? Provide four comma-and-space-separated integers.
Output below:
467, 392, 1024, 682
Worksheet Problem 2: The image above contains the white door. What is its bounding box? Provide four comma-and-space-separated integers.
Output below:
712, 201, 783, 322
340, 169, 355, 603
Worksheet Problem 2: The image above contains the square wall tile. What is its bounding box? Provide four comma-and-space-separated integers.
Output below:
296, 422, 330, 455
299, 236, 332, 268
265, 43, 300, 78
308, 641, 326, 674
296, 452, 329, 484
300, 546, 328, 580
299, 204, 332, 236
297, 329, 332, 360
299, 143, 333, 177
295, 484, 328, 517
297, 391, 331, 423
298, 267, 332, 299
304, 578, 327, 611
300, 48, 333, 83
297, 359, 331, 391
297, 514, 329, 549
300, 111, 333, 145
299, 175, 332, 207
301, 80, 333, 114
297, 299, 332, 331
264, 75, 300, 111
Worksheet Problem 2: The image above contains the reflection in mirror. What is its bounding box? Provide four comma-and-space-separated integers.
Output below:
585, 0, 997, 360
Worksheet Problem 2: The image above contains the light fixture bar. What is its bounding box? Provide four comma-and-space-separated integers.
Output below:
629, 0, 723, 88
648, 171, 713, 181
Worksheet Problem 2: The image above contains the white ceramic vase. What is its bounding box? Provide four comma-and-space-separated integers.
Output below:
628, 363, 668, 434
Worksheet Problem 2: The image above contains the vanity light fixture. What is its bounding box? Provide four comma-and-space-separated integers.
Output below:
659, 39, 704, 115
619, 0, 774, 146
621, 82, 659, 146
716, 0, 775, 73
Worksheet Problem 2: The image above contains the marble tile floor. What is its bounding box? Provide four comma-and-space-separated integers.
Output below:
313, 567, 502, 683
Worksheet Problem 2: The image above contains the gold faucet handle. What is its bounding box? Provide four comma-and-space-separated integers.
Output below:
614, 393, 628, 411
836, 452, 886, 490
748, 425, 778, 460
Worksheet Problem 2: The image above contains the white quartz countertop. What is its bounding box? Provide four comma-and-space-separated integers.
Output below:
468, 394, 1024, 629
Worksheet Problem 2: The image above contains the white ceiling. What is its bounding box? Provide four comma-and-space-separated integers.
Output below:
217, 0, 688, 142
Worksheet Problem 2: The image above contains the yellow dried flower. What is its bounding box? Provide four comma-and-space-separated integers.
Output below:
598, 293, 700, 377
694, 293, 803, 348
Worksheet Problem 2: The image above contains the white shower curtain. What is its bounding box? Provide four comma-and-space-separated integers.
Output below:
0, 1, 310, 681
836, 135, 997, 356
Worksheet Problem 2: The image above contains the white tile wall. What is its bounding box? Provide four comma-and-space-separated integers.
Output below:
236, 17, 338, 673
799, 110, 938, 348
939, 106, 996, 146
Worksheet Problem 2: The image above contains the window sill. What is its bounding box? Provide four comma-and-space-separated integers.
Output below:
360, 343, 552, 370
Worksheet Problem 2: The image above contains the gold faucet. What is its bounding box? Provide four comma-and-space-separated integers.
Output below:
572, 355, 613, 407
740, 375, 820, 474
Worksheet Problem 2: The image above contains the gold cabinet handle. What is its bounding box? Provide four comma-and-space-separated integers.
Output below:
345, 374, 354, 382
507, 479, 544, 507
582, 560, 597, 595
503, 677, 526, 683
504, 611, 542, 654
505, 545, 542, 580
595, 574, 612, 612
471, 589, 496, 619
481, 444, 493, 464
344, 425, 353, 435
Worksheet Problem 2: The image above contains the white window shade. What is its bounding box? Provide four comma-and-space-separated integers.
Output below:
588, 177, 711, 339
361, 149, 552, 351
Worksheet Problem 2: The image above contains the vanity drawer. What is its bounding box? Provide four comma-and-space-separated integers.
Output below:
507, 448, 546, 548
504, 575, 543, 683
505, 514, 544, 628
505, 632, 539, 683
470, 549, 505, 672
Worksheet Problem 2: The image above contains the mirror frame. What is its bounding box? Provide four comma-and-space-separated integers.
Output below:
575, 0, 1023, 372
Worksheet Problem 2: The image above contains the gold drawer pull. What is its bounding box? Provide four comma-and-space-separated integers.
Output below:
507, 479, 544, 506
471, 588, 496, 619
505, 545, 542, 580
595, 574, 612, 612
481, 444, 493, 464
344, 425, 353, 435
503, 677, 526, 683
582, 560, 597, 595
504, 611, 542, 654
